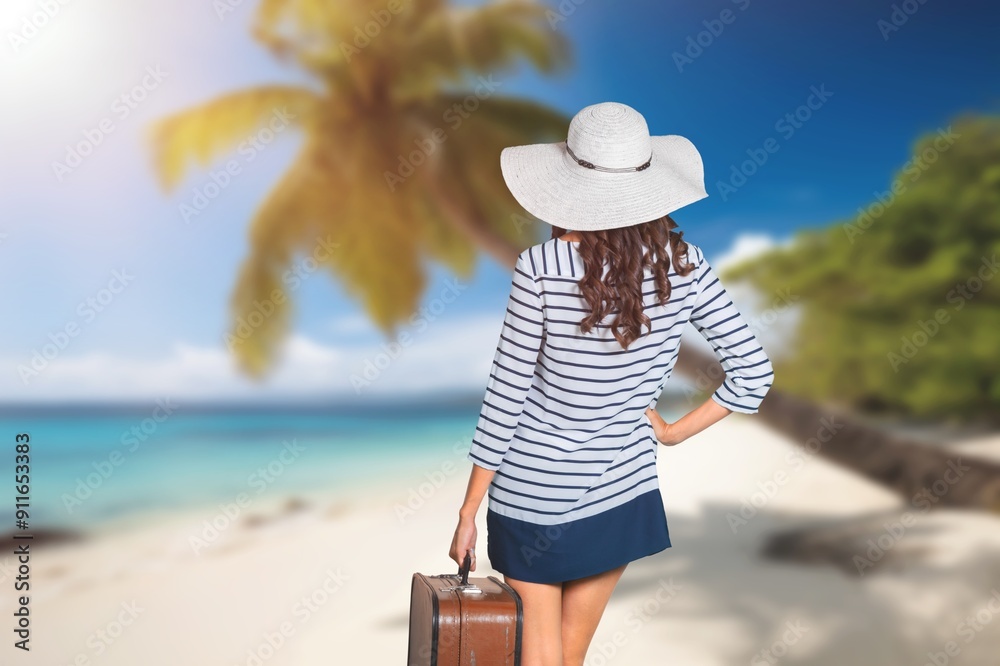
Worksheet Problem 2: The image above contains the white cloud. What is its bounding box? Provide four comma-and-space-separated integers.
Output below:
701, 232, 800, 360
2, 313, 506, 403
2, 232, 802, 403
711, 232, 780, 273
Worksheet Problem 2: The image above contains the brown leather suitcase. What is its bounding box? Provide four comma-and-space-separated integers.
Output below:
407, 552, 523, 665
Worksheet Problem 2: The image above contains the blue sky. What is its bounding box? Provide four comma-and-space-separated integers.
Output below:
0, 0, 996, 402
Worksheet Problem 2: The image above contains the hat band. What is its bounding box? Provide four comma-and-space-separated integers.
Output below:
566, 143, 652, 173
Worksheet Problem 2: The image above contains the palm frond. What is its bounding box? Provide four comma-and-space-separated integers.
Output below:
156, 0, 576, 377
402, 0, 571, 85
151, 86, 321, 190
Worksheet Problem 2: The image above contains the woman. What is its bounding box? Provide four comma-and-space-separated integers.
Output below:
449, 101, 775, 666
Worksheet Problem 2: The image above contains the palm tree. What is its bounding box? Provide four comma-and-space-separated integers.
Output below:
151, 0, 571, 377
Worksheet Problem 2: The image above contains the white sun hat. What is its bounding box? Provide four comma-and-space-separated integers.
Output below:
499, 101, 709, 231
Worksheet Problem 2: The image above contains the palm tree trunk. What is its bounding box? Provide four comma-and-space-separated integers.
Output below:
424, 178, 522, 269
675, 345, 1000, 514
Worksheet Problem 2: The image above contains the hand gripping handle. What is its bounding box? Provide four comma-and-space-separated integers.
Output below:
459, 550, 471, 585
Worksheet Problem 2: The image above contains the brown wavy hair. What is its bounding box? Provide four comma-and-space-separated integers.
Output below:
552, 214, 696, 350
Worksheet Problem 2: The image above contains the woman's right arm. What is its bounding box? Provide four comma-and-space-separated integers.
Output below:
646, 397, 732, 446
686, 244, 775, 415
645, 243, 776, 445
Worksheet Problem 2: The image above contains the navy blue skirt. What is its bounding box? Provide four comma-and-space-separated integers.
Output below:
486, 487, 671, 584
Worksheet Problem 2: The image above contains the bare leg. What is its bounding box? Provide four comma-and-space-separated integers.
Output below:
560, 563, 628, 666
503, 574, 564, 666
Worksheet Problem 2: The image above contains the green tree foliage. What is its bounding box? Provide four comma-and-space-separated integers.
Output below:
726, 115, 1000, 423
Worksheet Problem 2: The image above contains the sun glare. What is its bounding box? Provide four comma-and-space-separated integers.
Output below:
2, 0, 129, 115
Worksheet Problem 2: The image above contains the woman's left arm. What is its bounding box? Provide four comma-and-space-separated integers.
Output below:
465, 250, 545, 471
459, 463, 496, 520
449, 464, 495, 571
453, 249, 545, 570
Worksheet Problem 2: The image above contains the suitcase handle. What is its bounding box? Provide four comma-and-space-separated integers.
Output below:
459, 550, 472, 585
436, 551, 482, 593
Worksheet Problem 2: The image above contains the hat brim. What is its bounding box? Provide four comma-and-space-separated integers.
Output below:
500, 135, 708, 232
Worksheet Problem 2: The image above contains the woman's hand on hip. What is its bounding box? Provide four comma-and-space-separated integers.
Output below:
645, 407, 685, 446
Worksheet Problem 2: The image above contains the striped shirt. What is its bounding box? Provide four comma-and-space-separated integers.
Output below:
467, 237, 774, 525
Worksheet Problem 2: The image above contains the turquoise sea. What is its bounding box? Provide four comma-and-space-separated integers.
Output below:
0, 401, 477, 532
0, 398, 687, 533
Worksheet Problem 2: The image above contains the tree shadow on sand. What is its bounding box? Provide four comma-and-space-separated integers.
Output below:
613, 502, 1000, 665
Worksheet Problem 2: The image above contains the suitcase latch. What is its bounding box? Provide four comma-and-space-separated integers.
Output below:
440, 581, 484, 594
436, 553, 484, 592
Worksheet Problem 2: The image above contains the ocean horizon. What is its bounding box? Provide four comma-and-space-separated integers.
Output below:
0, 396, 691, 534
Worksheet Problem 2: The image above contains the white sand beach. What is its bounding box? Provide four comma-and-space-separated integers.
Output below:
8, 415, 1000, 665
